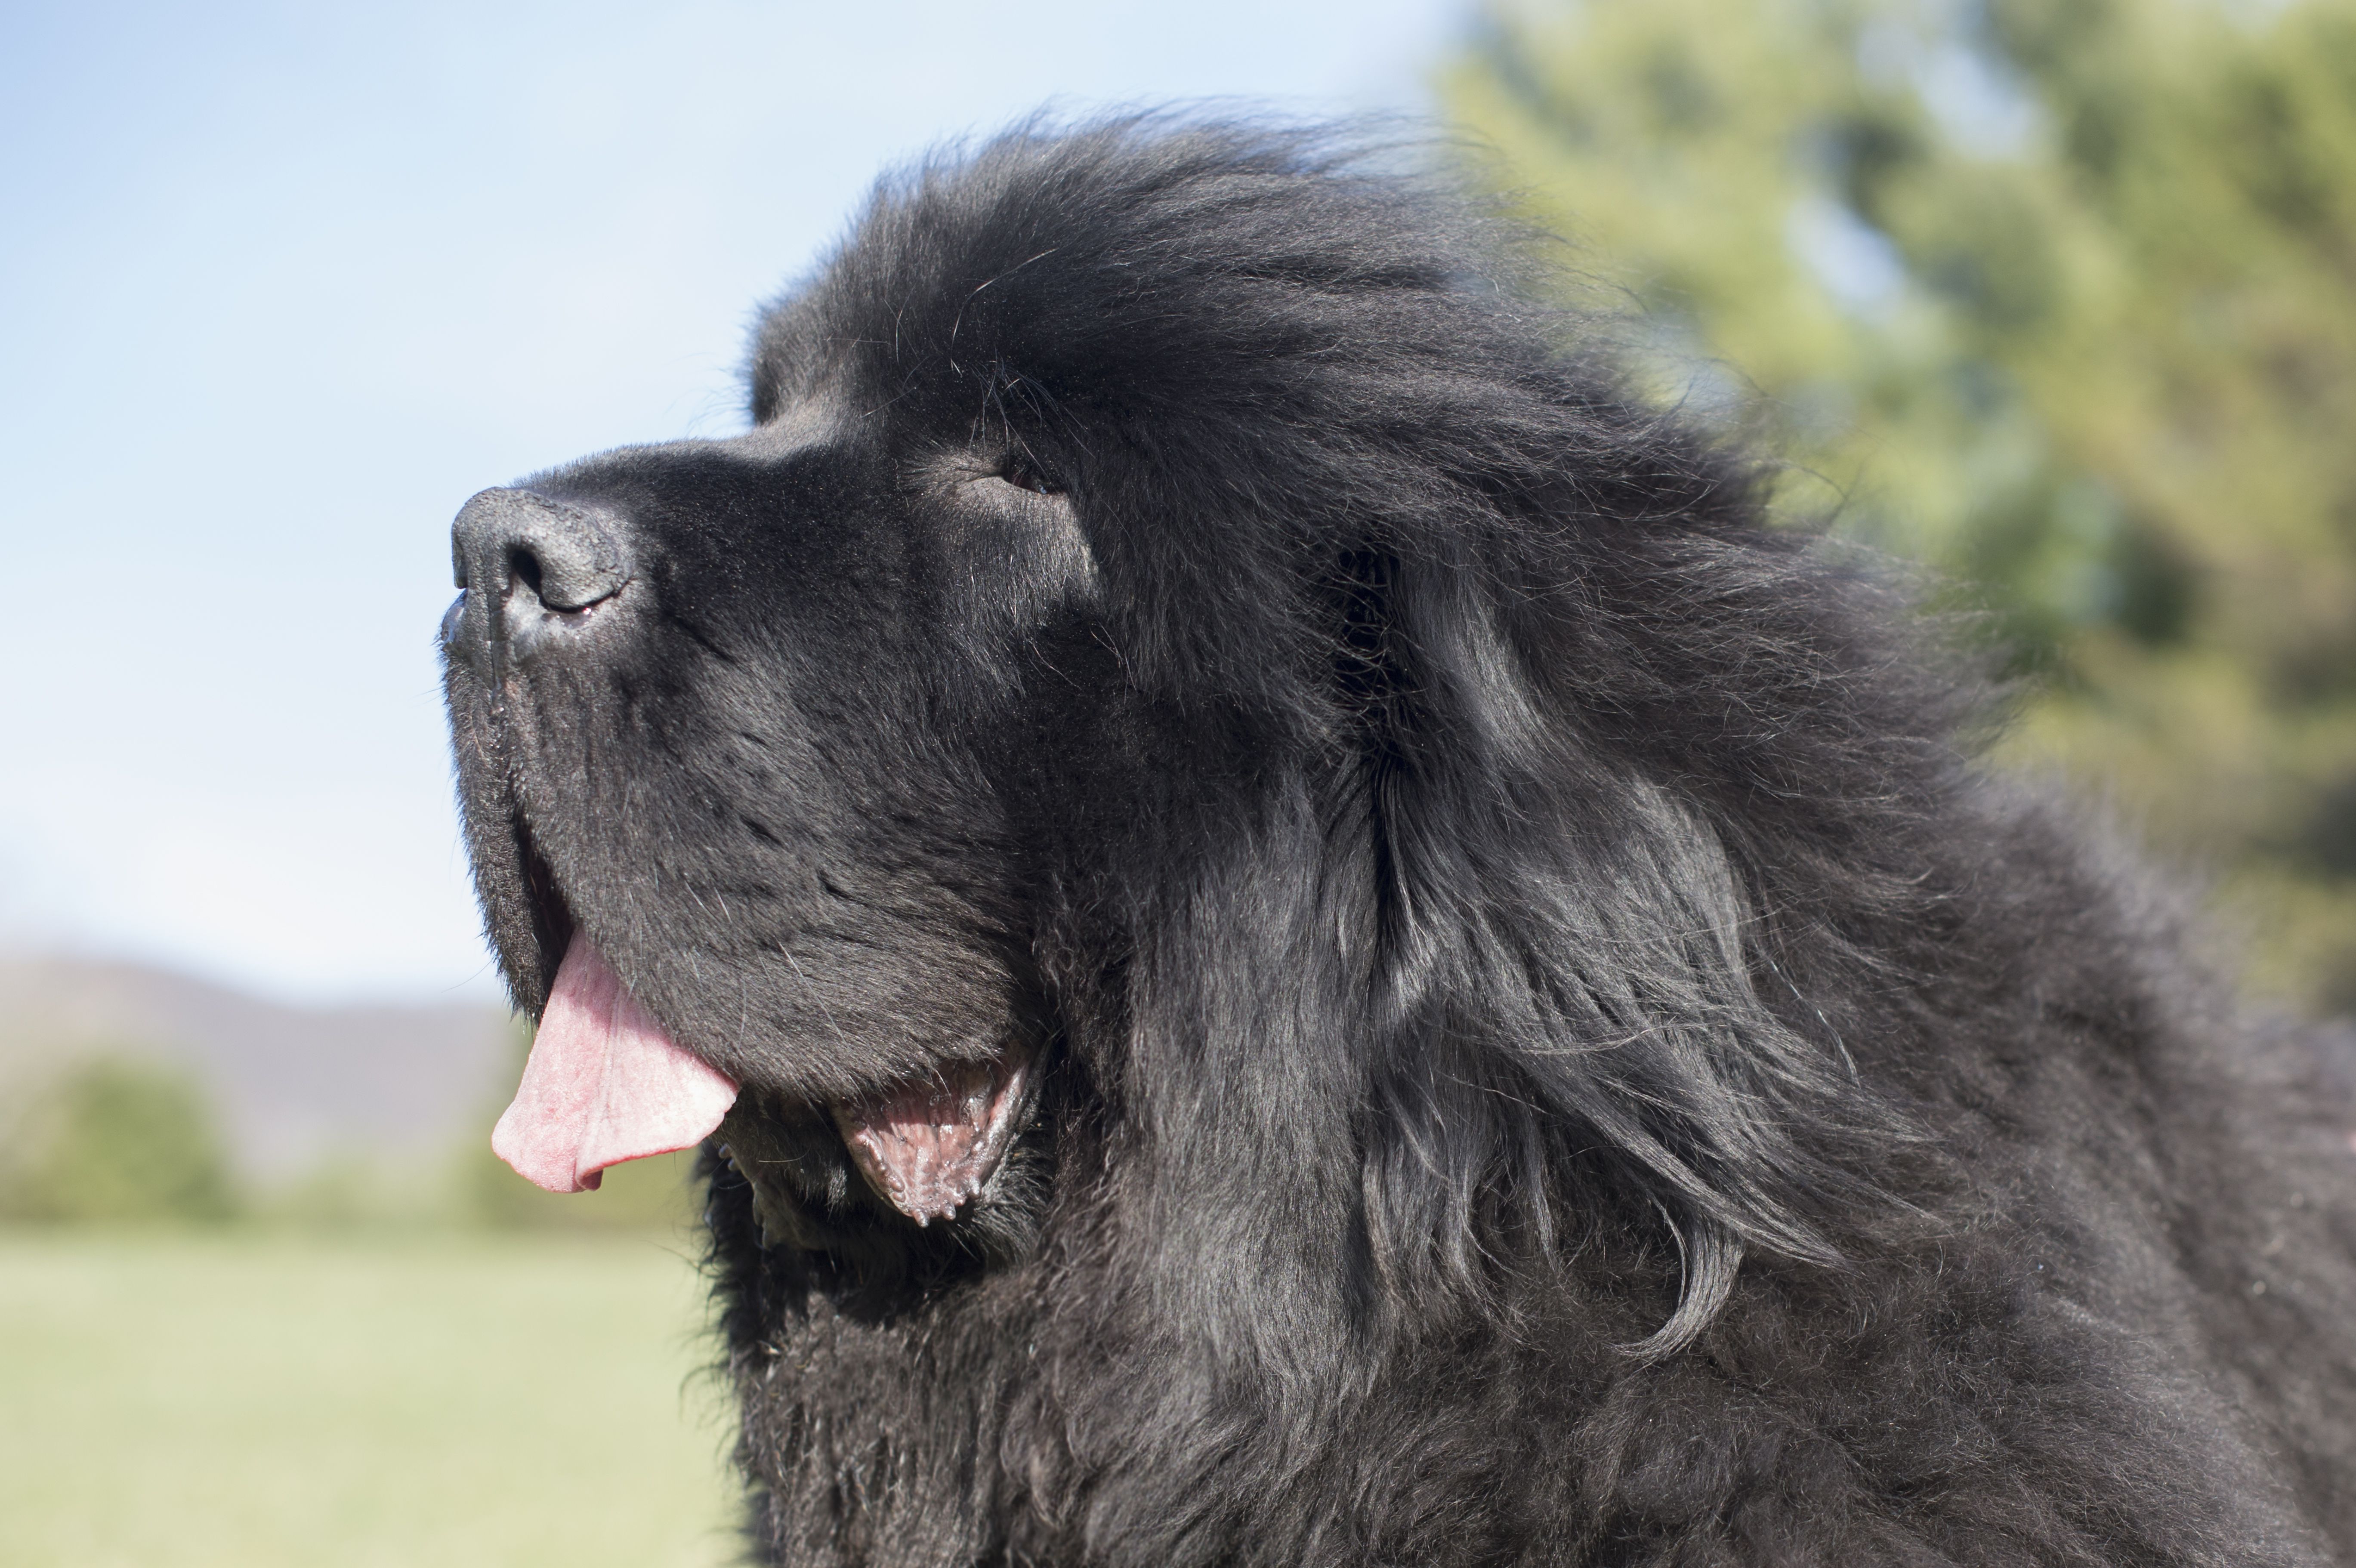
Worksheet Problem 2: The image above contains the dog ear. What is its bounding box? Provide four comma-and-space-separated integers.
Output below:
1328, 537, 1896, 1357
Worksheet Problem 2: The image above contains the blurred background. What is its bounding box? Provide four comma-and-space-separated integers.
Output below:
2, 0, 2349, 1562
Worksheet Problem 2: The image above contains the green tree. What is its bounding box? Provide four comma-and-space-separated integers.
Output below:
1441, 0, 2356, 1012
0, 1058, 240, 1223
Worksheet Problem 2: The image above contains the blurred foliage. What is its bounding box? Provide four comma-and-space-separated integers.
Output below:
0, 1022, 701, 1233
1442, 0, 2356, 1013
256, 1152, 450, 1230
0, 1057, 240, 1224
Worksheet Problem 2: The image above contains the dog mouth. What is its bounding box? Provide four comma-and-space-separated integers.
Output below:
828, 1049, 1037, 1225
491, 928, 1035, 1229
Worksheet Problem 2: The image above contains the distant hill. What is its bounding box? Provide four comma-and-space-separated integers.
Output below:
0, 954, 517, 1179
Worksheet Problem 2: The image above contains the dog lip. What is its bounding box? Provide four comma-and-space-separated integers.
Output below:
507, 821, 577, 1010
827, 1042, 1038, 1226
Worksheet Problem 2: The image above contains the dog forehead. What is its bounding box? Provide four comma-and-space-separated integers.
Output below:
759, 281, 1085, 411
741, 393, 856, 455
748, 179, 1238, 422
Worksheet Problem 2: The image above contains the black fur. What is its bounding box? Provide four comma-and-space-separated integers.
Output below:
442, 119, 2356, 1565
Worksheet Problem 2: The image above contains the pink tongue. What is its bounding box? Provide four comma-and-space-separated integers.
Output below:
491, 933, 740, 1194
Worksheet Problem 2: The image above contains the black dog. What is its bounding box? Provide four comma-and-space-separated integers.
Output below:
442, 120, 2356, 1565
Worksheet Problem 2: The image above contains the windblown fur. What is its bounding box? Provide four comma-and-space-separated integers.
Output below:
442, 119, 2356, 1565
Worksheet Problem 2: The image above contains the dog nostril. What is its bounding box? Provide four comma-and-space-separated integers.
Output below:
508, 546, 545, 601
508, 507, 627, 612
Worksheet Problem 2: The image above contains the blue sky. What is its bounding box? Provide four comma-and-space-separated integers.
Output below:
0, 0, 1467, 1003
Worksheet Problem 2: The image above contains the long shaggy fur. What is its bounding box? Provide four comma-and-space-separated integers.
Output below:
443, 118, 2356, 1566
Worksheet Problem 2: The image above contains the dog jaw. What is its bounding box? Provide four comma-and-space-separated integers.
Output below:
489, 927, 1037, 1234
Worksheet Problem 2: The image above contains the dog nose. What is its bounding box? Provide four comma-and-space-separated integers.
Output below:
446, 490, 631, 669
452, 488, 631, 613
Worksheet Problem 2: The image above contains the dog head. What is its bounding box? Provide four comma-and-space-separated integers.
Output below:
442, 119, 1933, 1349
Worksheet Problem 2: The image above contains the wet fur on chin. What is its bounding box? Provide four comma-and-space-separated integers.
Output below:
472, 118, 2356, 1566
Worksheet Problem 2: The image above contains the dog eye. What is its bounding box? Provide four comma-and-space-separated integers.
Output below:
997, 453, 1062, 497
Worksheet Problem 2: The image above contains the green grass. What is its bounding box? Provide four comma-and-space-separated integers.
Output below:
0, 1229, 745, 1567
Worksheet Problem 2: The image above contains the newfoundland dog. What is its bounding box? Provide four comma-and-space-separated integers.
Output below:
442, 120, 2356, 1565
